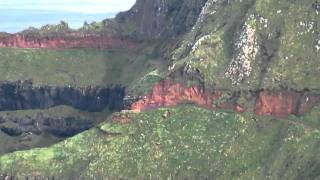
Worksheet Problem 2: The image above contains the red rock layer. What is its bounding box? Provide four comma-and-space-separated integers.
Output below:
131, 80, 244, 113
254, 91, 301, 118
0, 34, 135, 49
255, 91, 319, 118
131, 81, 318, 118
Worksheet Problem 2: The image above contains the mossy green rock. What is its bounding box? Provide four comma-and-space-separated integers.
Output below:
1, 105, 320, 179
171, 0, 319, 91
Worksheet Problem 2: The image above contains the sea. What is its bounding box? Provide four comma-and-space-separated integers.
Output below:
0, 10, 115, 33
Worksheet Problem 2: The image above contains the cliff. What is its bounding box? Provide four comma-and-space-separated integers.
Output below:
0, 0, 319, 118
115, 0, 208, 39
1, 0, 320, 178
0, 81, 125, 112
0, 33, 135, 49
0, 0, 207, 49
131, 80, 222, 111
131, 80, 319, 118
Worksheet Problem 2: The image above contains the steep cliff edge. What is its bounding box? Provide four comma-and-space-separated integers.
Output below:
0, 0, 208, 49
0, 81, 125, 112
131, 80, 245, 113
130, 80, 320, 118
0, 33, 135, 49
115, 0, 208, 39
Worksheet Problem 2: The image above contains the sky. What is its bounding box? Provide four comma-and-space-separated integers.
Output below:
0, 0, 135, 33
0, 0, 135, 14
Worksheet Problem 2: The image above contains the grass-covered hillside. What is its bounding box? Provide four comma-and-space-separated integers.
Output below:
0, 46, 162, 87
1, 105, 320, 179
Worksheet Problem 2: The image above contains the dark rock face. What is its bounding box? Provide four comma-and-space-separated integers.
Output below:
0, 81, 125, 112
116, 0, 208, 39
0, 114, 95, 138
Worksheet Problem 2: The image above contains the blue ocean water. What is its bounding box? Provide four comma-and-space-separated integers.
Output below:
0, 10, 115, 33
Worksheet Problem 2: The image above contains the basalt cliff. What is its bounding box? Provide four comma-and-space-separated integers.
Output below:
0, 0, 320, 179
1, 0, 318, 118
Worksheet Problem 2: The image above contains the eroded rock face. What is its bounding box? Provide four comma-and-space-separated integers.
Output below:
131, 80, 319, 118
254, 91, 301, 118
255, 91, 320, 118
0, 81, 125, 112
0, 33, 135, 49
131, 80, 245, 112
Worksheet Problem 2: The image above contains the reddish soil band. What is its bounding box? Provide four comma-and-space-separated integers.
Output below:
131, 80, 319, 118
0, 33, 136, 49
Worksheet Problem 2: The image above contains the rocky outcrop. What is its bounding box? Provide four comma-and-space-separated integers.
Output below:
0, 33, 135, 49
131, 80, 319, 118
131, 80, 245, 112
0, 81, 125, 112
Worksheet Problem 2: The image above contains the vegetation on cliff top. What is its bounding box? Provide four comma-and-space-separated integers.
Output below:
0, 45, 162, 87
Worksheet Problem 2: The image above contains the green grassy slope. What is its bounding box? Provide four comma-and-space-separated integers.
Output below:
0, 47, 159, 87
1, 105, 319, 179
